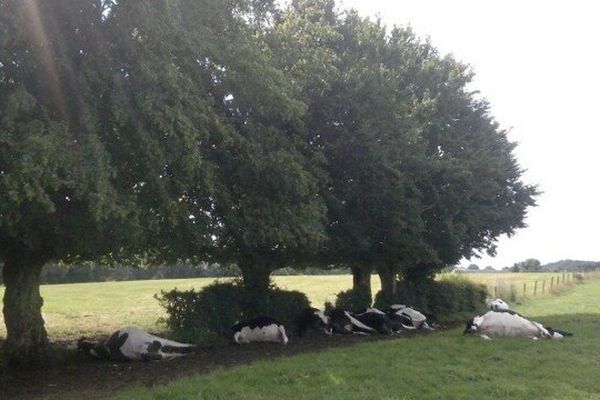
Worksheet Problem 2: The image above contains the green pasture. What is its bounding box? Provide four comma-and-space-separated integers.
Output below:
0, 272, 586, 339
0, 275, 362, 338
111, 278, 600, 400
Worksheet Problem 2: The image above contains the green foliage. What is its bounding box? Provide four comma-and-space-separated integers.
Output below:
330, 288, 372, 313
157, 282, 243, 342
1, 0, 538, 367
374, 276, 487, 318
157, 281, 310, 342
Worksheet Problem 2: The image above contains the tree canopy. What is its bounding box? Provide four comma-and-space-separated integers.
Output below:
1, 0, 537, 368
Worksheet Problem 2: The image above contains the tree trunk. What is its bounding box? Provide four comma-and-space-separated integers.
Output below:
239, 259, 273, 292
378, 262, 397, 299
351, 265, 372, 301
2, 254, 49, 369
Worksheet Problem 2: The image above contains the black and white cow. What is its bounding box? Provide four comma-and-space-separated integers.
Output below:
327, 309, 378, 335
77, 327, 196, 362
464, 310, 573, 340
232, 317, 289, 344
385, 304, 434, 330
354, 308, 393, 334
296, 308, 333, 337
486, 298, 510, 311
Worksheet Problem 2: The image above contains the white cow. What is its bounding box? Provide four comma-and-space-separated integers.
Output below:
464, 310, 572, 340
78, 327, 196, 361
232, 317, 289, 344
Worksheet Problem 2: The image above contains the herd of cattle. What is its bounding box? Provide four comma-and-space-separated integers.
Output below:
77, 299, 572, 362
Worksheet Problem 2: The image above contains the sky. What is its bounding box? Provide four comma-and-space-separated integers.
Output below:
339, 0, 600, 268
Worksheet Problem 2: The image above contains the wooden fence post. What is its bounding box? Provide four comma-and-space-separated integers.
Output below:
551, 276, 554, 289
523, 282, 526, 295
557, 275, 560, 285
494, 286, 497, 297
534, 281, 538, 296
542, 280, 546, 293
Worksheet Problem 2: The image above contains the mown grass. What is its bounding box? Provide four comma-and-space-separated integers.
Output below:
0, 272, 584, 338
110, 278, 600, 400
0, 275, 365, 338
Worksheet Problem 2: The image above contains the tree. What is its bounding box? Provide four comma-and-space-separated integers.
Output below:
272, 1, 428, 301
511, 258, 542, 272
467, 264, 480, 271
0, 0, 224, 367
181, 0, 329, 291
271, 0, 538, 299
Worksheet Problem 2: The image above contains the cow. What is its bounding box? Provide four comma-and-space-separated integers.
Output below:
326, 309, 377, 335
464, 310, 573, 340
487, 298, 510, 311
353, 308, 393, 334
232, 317, 289, 344
77, 327, 196, 362
296, 308, 333, 337
386, 304, 434, 330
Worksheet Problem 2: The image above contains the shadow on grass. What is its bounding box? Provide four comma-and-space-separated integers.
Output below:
2, 312, 600, 400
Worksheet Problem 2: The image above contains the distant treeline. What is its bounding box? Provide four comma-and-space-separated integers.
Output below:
0, 263, 350, 286
541, 260, 600, 272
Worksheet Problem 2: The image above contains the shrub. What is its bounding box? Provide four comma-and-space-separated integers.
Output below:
249, 288, 312, 332
156, 280, 311, 342
332, 289, 371, 313
373, 275, 487, 321
156, 281, 244, 342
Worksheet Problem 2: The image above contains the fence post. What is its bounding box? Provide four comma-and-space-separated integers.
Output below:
542, 279, 546, 293
557, 275, 560, 285
534, 280, 538, 296
550, 276, 554, 289
563, 270, 566, 282
523, 282, 526, 295
494, 286, 497, 297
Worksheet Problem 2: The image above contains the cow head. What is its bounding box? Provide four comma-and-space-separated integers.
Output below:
464, 315, 484, 334
487, 298, 510, 311
77, 337, 110, 359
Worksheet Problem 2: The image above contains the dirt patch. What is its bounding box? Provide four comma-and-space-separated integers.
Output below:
0, 327, 451, 400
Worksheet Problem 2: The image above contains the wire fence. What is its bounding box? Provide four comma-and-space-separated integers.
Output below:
484, 269, 600, 300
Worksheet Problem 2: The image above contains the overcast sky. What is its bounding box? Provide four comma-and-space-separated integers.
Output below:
339, 0, 600, 268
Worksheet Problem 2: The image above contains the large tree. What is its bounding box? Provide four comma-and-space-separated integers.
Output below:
0, 0, 221, 367
1, 0, 329, 369
272, 1, 429, 300
272, 0, 537, 299
193, 0, 329, 291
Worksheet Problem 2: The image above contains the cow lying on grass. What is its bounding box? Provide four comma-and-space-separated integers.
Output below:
232, 317, 289, 344
464, 310, 573, 340
384, 304, 434, 331
296, 308, 333, 337
78, 327, 196, 361
326, 305, 435, 335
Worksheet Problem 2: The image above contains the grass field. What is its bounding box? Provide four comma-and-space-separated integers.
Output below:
0, 272, 587, 339
0, 275, 362, 338
110, 278, 600, 400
